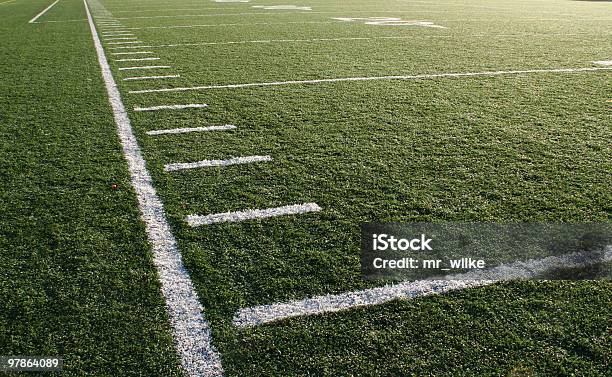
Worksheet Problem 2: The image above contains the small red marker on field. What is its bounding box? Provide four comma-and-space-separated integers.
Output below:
111, 184, 118, 190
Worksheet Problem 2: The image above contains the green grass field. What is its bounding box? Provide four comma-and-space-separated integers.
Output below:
1, 0, 611, 375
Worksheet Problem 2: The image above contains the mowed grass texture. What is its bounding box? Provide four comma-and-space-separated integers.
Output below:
2, 0, 612, 376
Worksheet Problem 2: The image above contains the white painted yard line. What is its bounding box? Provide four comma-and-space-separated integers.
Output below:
233, 247, 612, 327
114, 10, 448, 20
108, 41, 143, 45
165, 155, 272, 172
144, 33, 612, 49
83, 1, 224, 376
124, 21, 335, 30
29, 0, 60, 23
147, 125, 236, 136
187, 203, 322, 226
111, 45, 153, 49
118, 65, 171, 70
103, 33, 135, 36
593, 60, 612, 66
0, 0, 16, 5
130, 67, 612, 94
116, 57, 160, 62
123, 74, 180, 81
104, 37, 138, 40
112, 51, 154, 55
134, 103, 208, 111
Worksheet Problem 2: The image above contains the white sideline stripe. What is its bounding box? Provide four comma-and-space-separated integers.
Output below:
116, 57, 160, 62
593, 60, 612, 66
187, 203, 322, 226
233, 247, 612, 327
165, 155, 272, 172
118, 65, 171, 70
104, 37, 138, 40
112, 51, 154, 55
108, 41, 143, 45
29, 0, 60, 23
130, 67, 612, 93
102, 33, 134, 36
147, 124, 236, 135
124, 74, 180, 81
134, 103, 208, 112
83, 1, 224, 376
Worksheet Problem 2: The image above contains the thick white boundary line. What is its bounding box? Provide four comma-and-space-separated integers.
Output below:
118, 65, 171, 70
124, 74, 180, 81
233, 247, 612, 327
29, 0, 60, 23
187, 203, 322, 226
83, 1, 224, 376
134, 103, 208, 111
130, 67, 612, 94
147, 125, 236, 136
165, 155, 272, 172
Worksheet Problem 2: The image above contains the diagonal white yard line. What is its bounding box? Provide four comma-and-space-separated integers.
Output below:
233, 247, 612, 327
105, 37, 138, 40
118, 65, 171, 70
165, 155, 272, 172
108, 41, 143, 45
143, 33, 612, 49
0, 0, 16, 5
112, 51, 154, 55
147, 125, 237, 136
129, 67, 612, 94
29, 0, 60, 23
187, 203, 322, 226
83, 1, 224, 376
111, 45, 154, 49
124, 21, 336, 30
116, 57, 160, 62
123, 74, 180, 81
134, 103, 208, 111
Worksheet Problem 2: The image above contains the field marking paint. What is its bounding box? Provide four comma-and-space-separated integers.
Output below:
593, 60, 612, 66
108, 41, 143, 45
124, 74, 180, 81
147, 125, 236, 136
29, 0, 60, 23
114, 10, 449, 20
130, 67, 612, 94
134, 104, 208, 111
112, 51, 154, 55
111, 45, 154, 49
0, 0, 16, 5
142, 33, 608, 49
104, 37, 138, 40
124, 21, 335, 30
187, 203, 322, 226
233, 247, 612, 326
118, 65, 171, 70
165, 155, 272, 172
252, 5, 311, 10
83, 0, 224, 376
116, 57, 160, 62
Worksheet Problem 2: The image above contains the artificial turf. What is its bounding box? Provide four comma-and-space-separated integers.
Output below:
1, 0, 611, 375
